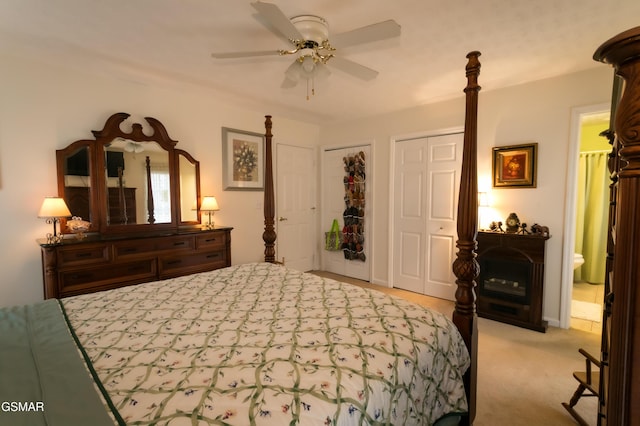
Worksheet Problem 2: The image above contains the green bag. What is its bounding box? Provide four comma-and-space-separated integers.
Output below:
324, 219, 342, 251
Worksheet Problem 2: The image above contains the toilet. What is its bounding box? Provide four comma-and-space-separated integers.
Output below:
574, 253, 585, 270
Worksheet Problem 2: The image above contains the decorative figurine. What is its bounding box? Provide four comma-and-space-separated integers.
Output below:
531, 223, 550, 237
489, 221, 504, 232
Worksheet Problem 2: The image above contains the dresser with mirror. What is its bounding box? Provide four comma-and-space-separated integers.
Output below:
39, 112, 232, 299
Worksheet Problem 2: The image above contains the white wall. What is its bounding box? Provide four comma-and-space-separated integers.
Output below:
320, 66, 614, 327
0, 52, 319, 308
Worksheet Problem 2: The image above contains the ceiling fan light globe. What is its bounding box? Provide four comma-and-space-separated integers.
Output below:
301, 56, 315, 74
284, 60, 302, 80
281, 77, 298, 89
125, 141, 144, 153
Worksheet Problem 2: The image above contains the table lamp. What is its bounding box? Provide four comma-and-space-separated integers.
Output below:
200, 196, 220, 230
38, 197, 72, 243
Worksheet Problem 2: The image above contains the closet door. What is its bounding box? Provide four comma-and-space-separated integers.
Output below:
321, 145, 370, 281
276, 144, 316, 272
392, 133, 462, 299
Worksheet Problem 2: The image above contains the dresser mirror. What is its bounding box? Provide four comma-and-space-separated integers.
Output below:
56, 112, 201, 237
177, 150, 199, 223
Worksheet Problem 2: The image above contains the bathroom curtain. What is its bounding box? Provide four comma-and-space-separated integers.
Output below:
574, 150, 609, 284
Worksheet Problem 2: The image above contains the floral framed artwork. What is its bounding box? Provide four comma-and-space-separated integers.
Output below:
492, 143, 538, 188
222, 127, 265, 191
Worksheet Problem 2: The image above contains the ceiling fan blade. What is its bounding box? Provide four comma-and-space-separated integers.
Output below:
331, 20, 401, 49
328, 56, 378, 81
251, 1, 303, 41
212, 50, 281, 59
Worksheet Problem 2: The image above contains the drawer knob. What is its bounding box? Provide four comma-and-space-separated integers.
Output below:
71, 273, 93, 280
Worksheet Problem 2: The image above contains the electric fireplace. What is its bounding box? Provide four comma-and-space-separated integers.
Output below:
476, 231, 550, 332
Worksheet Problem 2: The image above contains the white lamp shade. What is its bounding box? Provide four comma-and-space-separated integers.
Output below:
38, 197, 72, 218
478, 192, 490, 208
200, 196, 220, 212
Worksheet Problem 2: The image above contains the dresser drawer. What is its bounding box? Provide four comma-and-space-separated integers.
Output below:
57, 243, 109, 267
113, 235, 194, 259
113, 238, 157, 258
155, 235, 195, 251
158, 249, 227, 278
59, 259, 156, 295
196, 231, 227, 249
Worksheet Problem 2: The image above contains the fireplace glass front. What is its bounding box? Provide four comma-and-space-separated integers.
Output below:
478, 257, 532, 305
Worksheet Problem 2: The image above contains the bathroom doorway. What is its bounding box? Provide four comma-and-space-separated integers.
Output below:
561, 104, 610, 332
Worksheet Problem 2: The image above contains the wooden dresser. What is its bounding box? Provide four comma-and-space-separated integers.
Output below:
39, 227, 232, 299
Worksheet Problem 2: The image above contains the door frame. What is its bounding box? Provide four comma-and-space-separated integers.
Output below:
388, 126, 463, 289
559, 103, 609, 328
320, 140, 374, 281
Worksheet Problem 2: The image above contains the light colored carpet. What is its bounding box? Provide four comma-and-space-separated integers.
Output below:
571, 300, 602, 322
311, 271, 601, 426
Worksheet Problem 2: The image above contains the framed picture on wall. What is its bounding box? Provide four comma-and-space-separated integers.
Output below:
222, 127, 265, 191
492, 143, 538, 188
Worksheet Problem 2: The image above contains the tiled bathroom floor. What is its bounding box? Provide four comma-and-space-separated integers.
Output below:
571, 281, 605, 334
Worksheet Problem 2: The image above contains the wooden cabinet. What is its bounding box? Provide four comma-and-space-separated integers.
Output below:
476, 231, 550, 332
40, 227, 232, 299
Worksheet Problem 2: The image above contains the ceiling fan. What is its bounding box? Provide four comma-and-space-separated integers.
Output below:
211, 1, 401, 98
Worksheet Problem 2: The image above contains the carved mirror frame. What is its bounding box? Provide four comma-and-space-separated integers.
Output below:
56, 112, 201, 237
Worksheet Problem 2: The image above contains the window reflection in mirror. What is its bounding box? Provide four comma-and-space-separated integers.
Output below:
179, 153, 198, 223
104, 139, 171, 225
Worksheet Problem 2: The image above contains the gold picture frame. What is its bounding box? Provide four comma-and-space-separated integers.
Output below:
492, 143, 537, 188
222, 127, 265, 191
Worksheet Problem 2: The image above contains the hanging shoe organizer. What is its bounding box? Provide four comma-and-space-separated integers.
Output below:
342, 151, 366, 261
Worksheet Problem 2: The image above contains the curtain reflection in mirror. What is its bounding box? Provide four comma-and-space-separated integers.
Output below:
148, 162, 171, 223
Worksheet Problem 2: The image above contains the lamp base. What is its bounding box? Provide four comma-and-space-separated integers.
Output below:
201, 211, 215, 230
45, 218, 64, 244
202, 223, 215, 230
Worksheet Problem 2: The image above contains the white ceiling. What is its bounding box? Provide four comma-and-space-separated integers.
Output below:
1, 0, 639, 124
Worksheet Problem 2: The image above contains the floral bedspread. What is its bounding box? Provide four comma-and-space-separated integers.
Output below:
63, 263, 469, 425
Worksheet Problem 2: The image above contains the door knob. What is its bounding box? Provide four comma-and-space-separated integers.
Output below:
279, 217, 288, 221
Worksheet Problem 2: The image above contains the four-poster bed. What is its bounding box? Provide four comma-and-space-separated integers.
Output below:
2, 52, 480, 425
261, 50, 481, 423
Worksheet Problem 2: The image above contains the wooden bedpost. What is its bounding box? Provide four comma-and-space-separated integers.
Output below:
452, 51, 481, 425
594, 26, 640, 425
263, 115, 276, 262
